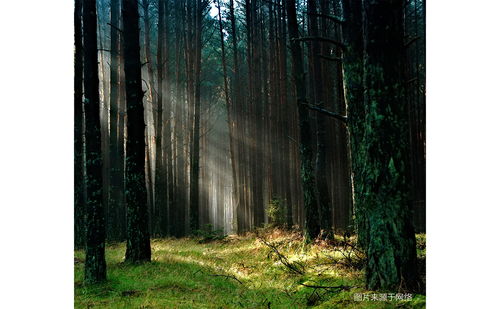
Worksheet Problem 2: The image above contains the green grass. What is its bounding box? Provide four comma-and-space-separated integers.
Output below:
75, 229, 426, 308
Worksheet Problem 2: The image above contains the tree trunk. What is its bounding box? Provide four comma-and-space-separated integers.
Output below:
307, 0, 332, 238
189, 0, 203, 232
348, 0, 419, 291
217, 0, 239, 231
74, 0, 85, 249
108, 0, 125, 241
83, 0, 106, 283
285, 0, 320, 240
155, 0, 168, 236
123, 0, 151, 263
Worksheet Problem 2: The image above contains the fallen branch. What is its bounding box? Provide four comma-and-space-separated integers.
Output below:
258, 236, 305, 275
193, 269, 243, 285
209, 274, 243, 285
300, 283, 354, 290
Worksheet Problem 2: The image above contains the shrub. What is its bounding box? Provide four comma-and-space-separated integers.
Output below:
267, 197, 285, 227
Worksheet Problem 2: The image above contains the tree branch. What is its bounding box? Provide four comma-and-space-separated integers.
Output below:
291, 37, 346, 49
306, 12, 345, 24
302, 103, 348, 123
107, 22, 123, 33
404, 36, 420, 47
317, 54, 342, 62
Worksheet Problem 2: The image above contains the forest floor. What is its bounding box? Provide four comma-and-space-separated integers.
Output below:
74, 228, 426, 308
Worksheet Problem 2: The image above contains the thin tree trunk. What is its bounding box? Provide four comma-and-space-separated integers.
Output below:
155, 0, 168, 236
216, 0, 239, 233
308, 0, 332, 238
286, 0, 320, 240
83, 0, 106, 283
74, 0, 85, 249
107, 0, 122, 240
189, 0, 203, 232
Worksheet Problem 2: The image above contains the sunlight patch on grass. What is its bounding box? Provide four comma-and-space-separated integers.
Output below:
75, 229, 425, 308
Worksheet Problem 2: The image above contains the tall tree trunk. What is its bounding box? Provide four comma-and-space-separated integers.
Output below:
74, 0, 85, 249
285, 0, 320, 240
189, 0, 203, 232
348, 0, 419, 291
217, 0, 239, 230
162, 0, 175, 237
83, 0, 106, 283
155, 0, 168, 236
108, 0, 124, 241
172, 0, 186, 237
307, 0, 332, 238
123, 0, 151, 263
328, 0, 353, 234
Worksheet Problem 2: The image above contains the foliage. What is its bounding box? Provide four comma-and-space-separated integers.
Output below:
193, 224, 227, 243
266, 196, 285, 227
75, 229, 426, 308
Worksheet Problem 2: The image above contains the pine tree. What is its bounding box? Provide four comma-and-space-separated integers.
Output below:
123, 0, 151, 263
83, 0, 106, 283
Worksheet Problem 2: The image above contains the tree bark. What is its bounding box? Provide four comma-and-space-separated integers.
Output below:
308, 0, 332, 238
123, 0, 151, 263
83, 0, 106, 283
74, 0, 85, 249
285, 0, 320, 240
155, 0, 169, 236
189, 0, 204, 232
351, 0, 419, 291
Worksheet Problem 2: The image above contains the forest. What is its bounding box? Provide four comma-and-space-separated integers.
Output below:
74, 0, 426, 307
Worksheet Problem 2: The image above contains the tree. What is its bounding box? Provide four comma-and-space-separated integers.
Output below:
74, 0, 85, 249
123, 0, 151, 263
345, 0, 419, 290
217, 0, 239, 225
285, 0, 320, 240
307, 0, 332, 238
155, 0, 169, 236
188, 0, 205, 232
83, 0, 106, 283
108, 0, 126, 241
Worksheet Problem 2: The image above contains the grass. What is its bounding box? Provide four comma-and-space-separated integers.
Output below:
75, 228, 426, 308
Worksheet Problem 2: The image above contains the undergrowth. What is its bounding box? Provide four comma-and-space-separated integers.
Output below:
75, 228, 426, 308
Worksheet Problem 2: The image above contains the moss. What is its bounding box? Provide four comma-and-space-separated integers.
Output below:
75, 230, 425, 308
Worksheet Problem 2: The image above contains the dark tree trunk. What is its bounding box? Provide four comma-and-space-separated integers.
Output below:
108, 0, 125, 241
74, 0, 85, 249
286, 0, 320, 240
155, 0, 168, 236
171, 0, 186, 237
162, 0, 176, 237
229, 0, 245, 233
342, 0, 363, 236
278, 1, 293, 228
189, 0, 203, 232
83, 0, 106, 283
123, 0, 151, 263
308, 0, 332, 238
347, 0, 419, 291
